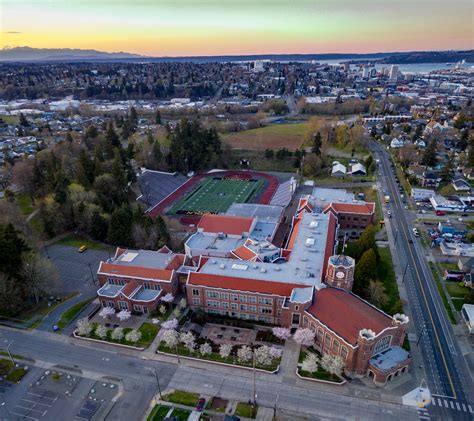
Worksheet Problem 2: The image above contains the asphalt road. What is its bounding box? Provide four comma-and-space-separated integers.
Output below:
0, 327, 420, 421
371, 141, 474, 420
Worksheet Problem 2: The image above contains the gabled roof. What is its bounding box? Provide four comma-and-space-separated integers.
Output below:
232, 243, 259, 261
98, 262, 173, 282
306, 288, 392, 345
188, 271, 306, 297
324, 202, 375, 215
198, 213, 254, 236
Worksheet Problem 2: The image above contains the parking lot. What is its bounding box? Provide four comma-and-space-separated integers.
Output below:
5, 369, 118, 421
45, 245, 110, 295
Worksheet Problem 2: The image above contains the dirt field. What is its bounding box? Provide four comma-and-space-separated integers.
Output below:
223, 123, 307, 151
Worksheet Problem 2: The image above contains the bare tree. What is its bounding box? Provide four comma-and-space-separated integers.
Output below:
12, 161, 36, 203
20, 253, 59, 304
366, 280, 388, 308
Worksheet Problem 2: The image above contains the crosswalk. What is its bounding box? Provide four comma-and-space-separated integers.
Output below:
430, 395, 473, 414
417, 407, 430, 420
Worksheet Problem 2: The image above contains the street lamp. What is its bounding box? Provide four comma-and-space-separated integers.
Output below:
145, 367, 162, 399
5, 340, 14, 366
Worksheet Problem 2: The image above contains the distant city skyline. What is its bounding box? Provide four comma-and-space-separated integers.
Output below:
1, 0, 473, 56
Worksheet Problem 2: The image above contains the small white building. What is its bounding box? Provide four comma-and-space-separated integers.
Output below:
349, 163, 367, 176
390, 138, 404, 148
461, 304, 474, 334
331, 161, 347, 177
411, 188, 435, 201
440, 241, 474, 257
429, 195, 467, 212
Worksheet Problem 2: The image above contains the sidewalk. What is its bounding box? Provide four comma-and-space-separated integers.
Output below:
278, 339, 300, 381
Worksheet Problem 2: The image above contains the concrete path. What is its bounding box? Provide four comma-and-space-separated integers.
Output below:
278, 339, 300, 380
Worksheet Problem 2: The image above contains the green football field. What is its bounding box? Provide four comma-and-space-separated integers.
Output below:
167, 177, 264, 215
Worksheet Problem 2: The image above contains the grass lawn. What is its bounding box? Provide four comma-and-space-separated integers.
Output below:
440, 262, 460, 271
223, 123, 307, 151
57, 299, 93, 329
157, 342, 280, 372
452, 298, 465, 311
377, 247, 401, 314
298, 351, 344, 383
54, 234, 107, 251
229, 149, 297, 172
0, 114, 20, 125
445, 282, 470, 299
170, 408, 192, 420
147, 405, 171, 421
0, 359, 14, 376
16, 194, 35, 216
429, 262, 456, 324
235, 402, 257, 419
6, 367, 27, 383
162, 390, 200, 407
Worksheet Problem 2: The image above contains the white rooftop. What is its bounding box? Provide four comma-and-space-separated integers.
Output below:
109, 249, 176, 269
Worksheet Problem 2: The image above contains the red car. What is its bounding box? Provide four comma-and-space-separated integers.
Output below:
435, 210, 445, 216
195, 398, 206, 412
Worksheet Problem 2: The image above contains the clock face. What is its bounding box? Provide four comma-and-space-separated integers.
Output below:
336, 271, 345, 279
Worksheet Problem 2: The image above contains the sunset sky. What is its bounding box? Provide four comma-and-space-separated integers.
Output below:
1, 0, 472, 56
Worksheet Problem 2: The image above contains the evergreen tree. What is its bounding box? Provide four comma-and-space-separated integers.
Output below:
413, 124, 423, 141
440, 154, 454, 182
85, 125, 98, 139
468, 137, 474, 168
0, 223, 30, 276
353, 225, 378, 261
353, 248, 377, 298
264, 149, 274, 159
19, 113, 29, 127
107, 204, 133, 246
311, 132, 322, 156
76, 149, 95, 188
90, 210, 108, 241
155, 109, 162, 125
421, 140, 438, 167
66, 131, 74, 143
106, 122, 121, 149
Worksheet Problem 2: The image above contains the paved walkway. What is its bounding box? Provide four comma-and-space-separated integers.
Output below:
278, 339, 300, 381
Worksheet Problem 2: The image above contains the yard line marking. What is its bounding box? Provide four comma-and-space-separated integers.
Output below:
10, 411, 39, 421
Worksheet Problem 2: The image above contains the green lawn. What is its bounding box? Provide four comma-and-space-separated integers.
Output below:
235, 402, 257, 419
54, 234, 107, 251
377, 247, 402, 314
167, 177, 264, 215
0, 115, 20, 125
57, 299, 92, 329
0, 359, 14, 376
157, 342, 281, 372
429, 262, 456, 324
223, 123, 307, 151
147, 405, 171, 421
162, 390, 200, 407
16, 194, 35, 216
170, 408, 192, 420
298, 351, 344, 383
445, 282, 470, 299
6, 367, 27, 383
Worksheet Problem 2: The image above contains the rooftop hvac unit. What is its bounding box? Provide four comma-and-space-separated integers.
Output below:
219, 264, 226, 269
260, 268, 267, 273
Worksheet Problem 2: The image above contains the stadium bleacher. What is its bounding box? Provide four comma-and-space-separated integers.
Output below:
137, 170, 188, 210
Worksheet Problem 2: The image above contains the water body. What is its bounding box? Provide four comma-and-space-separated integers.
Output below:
320, 59, 470, 74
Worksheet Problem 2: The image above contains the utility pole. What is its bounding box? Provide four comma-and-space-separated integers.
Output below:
252, 345, 257, 417
273, 393, 279, 420
6, 341, 14, 366
88, 263, 96, 286
146, 367, 162, 399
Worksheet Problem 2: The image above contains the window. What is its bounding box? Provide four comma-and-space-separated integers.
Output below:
133, 304, 143, 312
324, 333, 331, 347
206, 291, 219, 299
333, 340, 340, 353
292, 313, 300, 324
340, 216, 345, 220
294, 305, 299, 311
303, 316, 309, 327
118, 301, 128, 310
192, 298, 201, 305
341, 347, 348, 360
317, 328, 324, 340
231, 303, 238, 310
239, 295, 247, 302
231, 294, 238, 301
248, 296, 257, 303
206, 300, 220, 308
222, 302, 229, 309
353, 217, 359, 221
373, 336, 392, 355
248, 305, 257, 313
277, 309, 282, 316
277, 299, 283, 306
249, 314, 257, 321
259, 307, 272, 314
240, 304, 247, 311
221, 292, 229, 300
192, 289, 200, 296
258, 297, 273, 305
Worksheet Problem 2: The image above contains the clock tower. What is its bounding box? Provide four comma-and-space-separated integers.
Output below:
325, 254, 355, 292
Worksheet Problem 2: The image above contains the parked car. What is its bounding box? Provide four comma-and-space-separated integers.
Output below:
196, 398, 206, 412
78, 245, 87, 253
435, 210, 446, 216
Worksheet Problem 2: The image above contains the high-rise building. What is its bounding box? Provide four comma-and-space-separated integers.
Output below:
389, 65, 399, 81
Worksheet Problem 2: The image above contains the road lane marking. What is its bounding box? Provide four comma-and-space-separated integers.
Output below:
455, 402, 460, 410
449, 401, 454, 409
444, 400, 448, 408
462, 403, 466, 411
10, 412, 39, 421
468, 404, 473, 413
379, 150, 457, 399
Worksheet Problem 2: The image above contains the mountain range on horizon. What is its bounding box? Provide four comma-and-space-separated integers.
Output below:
0, 46, 473, 64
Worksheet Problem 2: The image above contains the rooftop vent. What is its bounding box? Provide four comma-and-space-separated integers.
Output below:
231, 263, 248, 271
219, 264, 226, 269
260, 268, 267, 273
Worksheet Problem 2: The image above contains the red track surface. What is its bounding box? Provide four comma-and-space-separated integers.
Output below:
147, 170, 279, 223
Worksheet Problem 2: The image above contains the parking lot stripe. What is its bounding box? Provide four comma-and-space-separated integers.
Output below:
27, 392, 57, 401
16, 405, 44, 413
10, 411, 39, 421
21, 398, 52, 407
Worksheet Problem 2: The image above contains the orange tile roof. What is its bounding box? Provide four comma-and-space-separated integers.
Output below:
324, 202, 375, 215
306, 288, 392, 345
165, 254, 186, 270
198, 213, 254, 236
188, 272, 305, 297
99, 262, 173, 282
121, 280, 139, 298
322, 212, 337, 278
232, 244, 258, 261
286, 216, 302, 250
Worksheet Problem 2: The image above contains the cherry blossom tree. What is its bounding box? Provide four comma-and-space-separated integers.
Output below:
161, 318, 178, 330
254, 345, 272, 366
293, 328, 315, 347
99, 307, 115, 319
161, 293, 174, 306
125, 329, 142, 344
272, 327, 291, 341
301, 353, 319, 374
178, 298, 187, 309
321, 354, 345, 377
180, 331, 196, 353
320, 354, 333, 372
111, 327, 124, 342
76, 318, 93, 337
162, 329, 179, 348
159, 305, 167, 315
95, 324, 108, 339
199, 342, 212, 356
269, 346, 283, 360
219, 343, 233, 359
117, 310, 131, 322
237, 345, 253, 363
